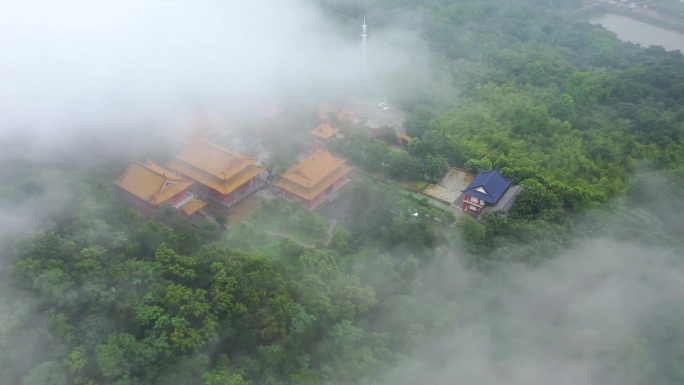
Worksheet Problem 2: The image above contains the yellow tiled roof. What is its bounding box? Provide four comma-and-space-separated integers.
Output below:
273, 151, 352, 201
180, 198, 207, 216
167, 158, 264, 195
115, 161, 194, 206
310, 123, 340, 140
274, 165, 353, 201
174, 140, 258, 181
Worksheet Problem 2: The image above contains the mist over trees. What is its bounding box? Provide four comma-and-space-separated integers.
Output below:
2, 0, 684, 384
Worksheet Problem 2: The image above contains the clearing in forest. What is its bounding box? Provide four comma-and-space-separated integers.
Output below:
423, 168, 474, 206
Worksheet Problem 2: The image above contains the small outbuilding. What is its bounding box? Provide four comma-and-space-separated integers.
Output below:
310, 122, 340, 150
395, 133, 412, 146
461, 169, 521, 215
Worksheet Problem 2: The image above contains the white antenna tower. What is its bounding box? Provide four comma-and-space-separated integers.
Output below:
361, 17, 367, 77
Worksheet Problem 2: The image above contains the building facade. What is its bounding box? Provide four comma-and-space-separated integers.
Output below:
462, 169, 514, 214
166, 139, 264, 206
114, 161, 207, 216
273, 150, 353, 209
310, 122, 340, 151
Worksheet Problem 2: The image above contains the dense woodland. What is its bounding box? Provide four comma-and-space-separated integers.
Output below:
2, 0, 684, 384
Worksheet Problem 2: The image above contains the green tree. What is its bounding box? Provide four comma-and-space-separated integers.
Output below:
510, 178, 562, 220
203, 368, 251, 385
21, 362, 69, 385
423, 154, 449, 182
389, 152, 423, 180
511, 106, 550, 136
464, 157, 493, 173
404, 105, 435, 138
379, 125, 397, 143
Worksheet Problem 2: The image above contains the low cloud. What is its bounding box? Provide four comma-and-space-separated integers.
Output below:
0, 0, 433, 150
381, 238, 684, 385
0, 0, 434, 261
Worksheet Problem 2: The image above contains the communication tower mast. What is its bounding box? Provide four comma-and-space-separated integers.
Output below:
361, 17, 368, 77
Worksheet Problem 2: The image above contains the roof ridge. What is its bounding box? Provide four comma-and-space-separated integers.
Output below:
280, 150, 345, 187
294, 169, 312, 183
482, 171, 495, 185
136, 160, 176, 179
288, 150, 325, 173
127, 162, 167, 201
201, 139, 255, 161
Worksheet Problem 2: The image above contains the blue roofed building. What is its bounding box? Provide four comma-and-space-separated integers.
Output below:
461, 170, 521, 215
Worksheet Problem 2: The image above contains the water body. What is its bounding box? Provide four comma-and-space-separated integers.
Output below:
590, 13, 684, 52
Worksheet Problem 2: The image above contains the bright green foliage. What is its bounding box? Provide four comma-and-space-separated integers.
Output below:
511, 178, 563, 220
379, 125, 397, 143
464, 157, 493, 174
344, 182, 447, 250
21, 361, 69, 385
423, 154, 449, 182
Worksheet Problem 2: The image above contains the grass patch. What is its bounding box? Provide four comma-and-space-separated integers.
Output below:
252, 212, 327, 246
353, 167, 427, 192
230, 200, 330, 247
189, 215, 214, 228
402, 180, 428, 191
225, 223, 288, 258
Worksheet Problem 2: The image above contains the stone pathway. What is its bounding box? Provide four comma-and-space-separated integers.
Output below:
239, 219, 340, 250
324, 219, 338, 247
262, 229, 315, 249
242, 221, 316, 249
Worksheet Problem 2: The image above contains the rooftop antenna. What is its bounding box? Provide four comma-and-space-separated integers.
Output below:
361, 17, 368, 77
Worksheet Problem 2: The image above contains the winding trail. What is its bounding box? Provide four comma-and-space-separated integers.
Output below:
242, 219, 339, 250
563, 2, 600, 14
262, 229, 315, 249
242, 221, 315, 249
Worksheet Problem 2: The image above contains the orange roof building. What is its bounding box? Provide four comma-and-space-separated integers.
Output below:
396, 133, 412, 146
273, 150, 353, 209
115, 161, 207, 216
310, 122, 341, 151
166, 140, 265, 206
317, 105, 356, 123
310, 122, 340, 141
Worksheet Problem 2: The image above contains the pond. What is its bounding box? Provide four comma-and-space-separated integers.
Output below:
590, 13, 684, 52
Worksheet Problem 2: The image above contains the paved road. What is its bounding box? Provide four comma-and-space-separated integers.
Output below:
317, 189, 353, 222
350, 101, 406, 134
262, 229, 315, 249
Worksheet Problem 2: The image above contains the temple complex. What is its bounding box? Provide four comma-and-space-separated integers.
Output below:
115, 161, 206, 216
167, 139, 264, 206
166, 139, 264, 206
310, 122, 340, 150
273, 150, 352, 209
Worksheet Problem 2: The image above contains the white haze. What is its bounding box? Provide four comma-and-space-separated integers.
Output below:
0, 0, 432, 251
3, 1, 681, 385
0, 0, 432, 150
381, 238, 684, 385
